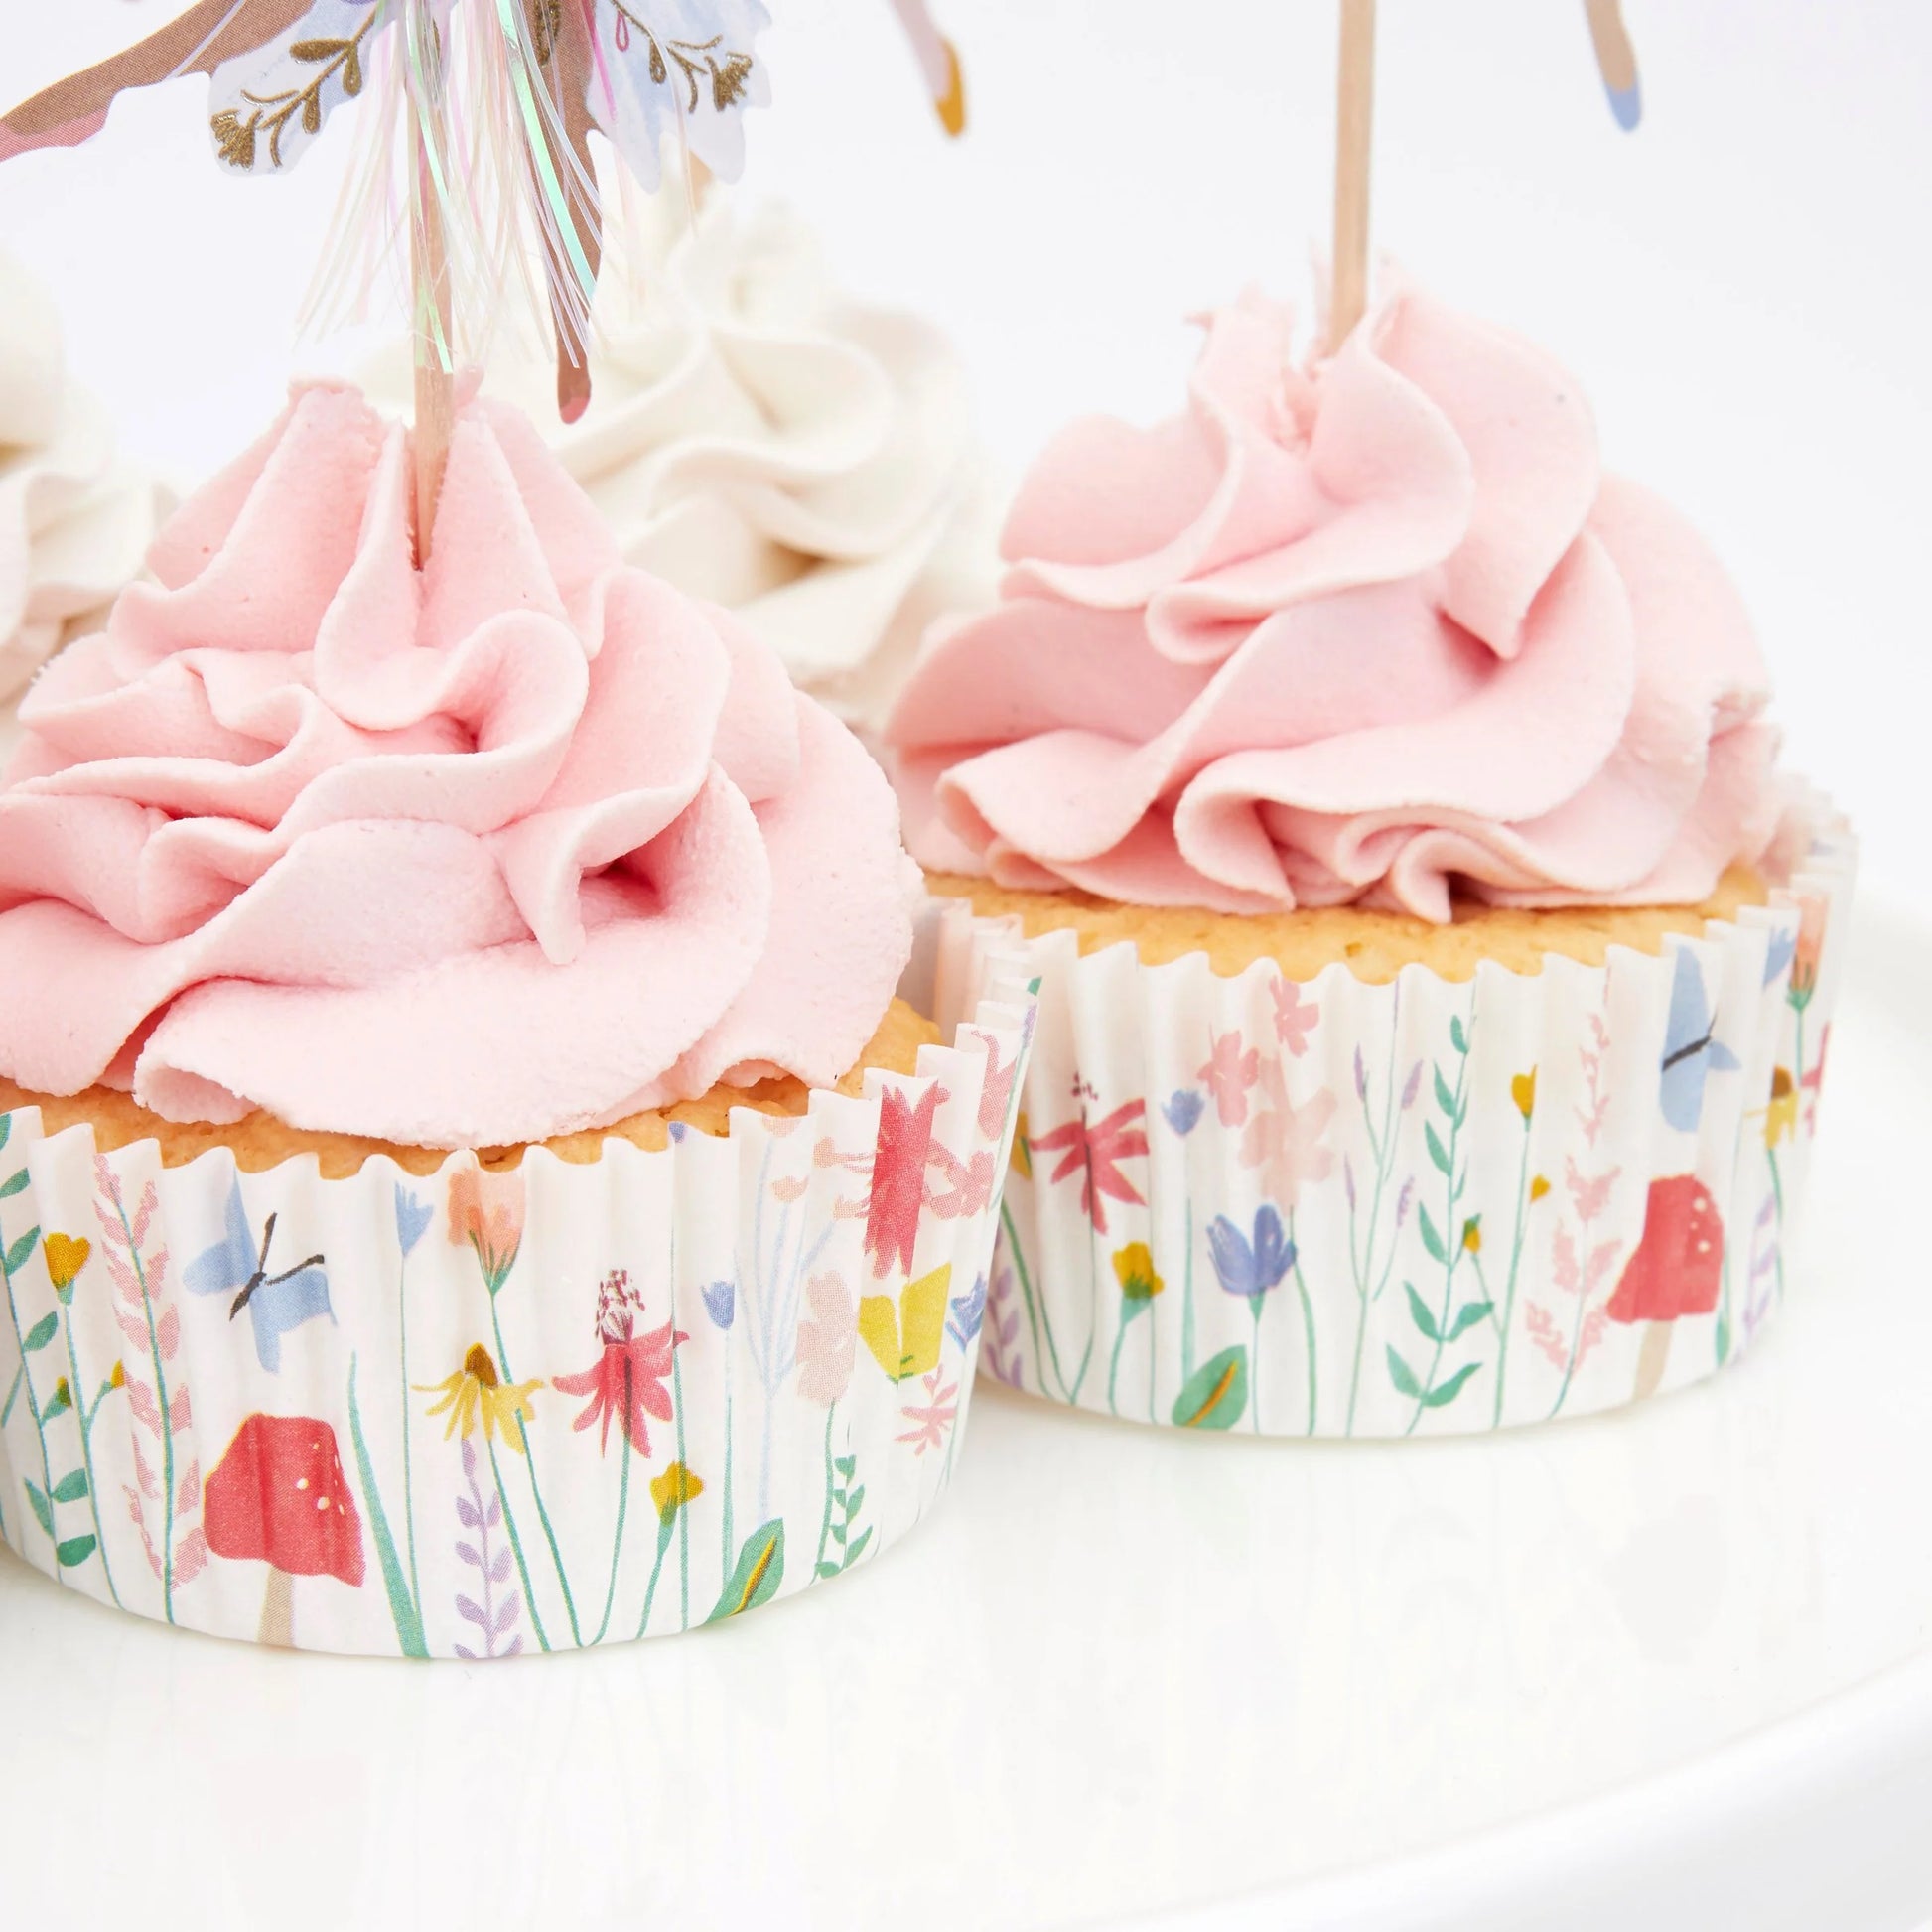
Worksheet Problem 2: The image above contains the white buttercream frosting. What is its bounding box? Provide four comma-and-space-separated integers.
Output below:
369, 193, 999, 739
0, 252, 169, 759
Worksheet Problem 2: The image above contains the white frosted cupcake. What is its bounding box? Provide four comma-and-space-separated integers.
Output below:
0, 251, 168, 759
369, 194, 998, 742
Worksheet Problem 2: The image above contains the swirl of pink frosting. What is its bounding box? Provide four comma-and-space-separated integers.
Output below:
0, 383, 912, 1145
888, 288, 1780, 921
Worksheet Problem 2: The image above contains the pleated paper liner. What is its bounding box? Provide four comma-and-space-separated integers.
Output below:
928, 786, 1854, 1438
0, 923, 1036, 1656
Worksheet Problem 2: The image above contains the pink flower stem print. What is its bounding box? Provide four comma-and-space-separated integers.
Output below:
1343, 993, 1415, 1436
454, 1438, 523, 1661
94, 1160, 206, 1620
1393, 1013, 1491, 1435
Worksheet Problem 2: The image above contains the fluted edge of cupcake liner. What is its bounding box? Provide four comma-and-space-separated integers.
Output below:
0, 923, 1037, 1656
927, 783, 1854, 1439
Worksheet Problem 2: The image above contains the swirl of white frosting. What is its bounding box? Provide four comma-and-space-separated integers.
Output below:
370, 195, 997, 740
0, 252, 169, 754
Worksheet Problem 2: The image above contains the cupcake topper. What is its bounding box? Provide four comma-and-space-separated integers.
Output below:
888, 0, 966, 138
0, 0, 773, 547
1325, 0, 1642, 353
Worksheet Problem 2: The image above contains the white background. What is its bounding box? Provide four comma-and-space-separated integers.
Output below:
3, 0, 1929, 900
3, 5, 1931, 1929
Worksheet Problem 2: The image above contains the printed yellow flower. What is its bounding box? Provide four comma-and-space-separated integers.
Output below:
1112, 1241, 1165, 1303
109, 1361, 125, 1389
418, 1343, 541, 1454
1011, 1112, 1032, 1179
1462, 1218, 1482, 1255
1510, 1070, 1537, 1121
1764, 1066, 1800, 1150
650, 1461, 704, 1526
43, 1233, 90, 1300
1530, 1174, 1552, 1203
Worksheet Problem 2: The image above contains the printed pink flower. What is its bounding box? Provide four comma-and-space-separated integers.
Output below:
1198, 1032, 1260, 1127
448, 1166, 525, 1293
1791, 895, 1827, 1005
1564, 1157, 1619, 1225
796, 1272, 858, 1407
897, 1368, 959, 1456
1031, 1098, 1149, 1235
1238, 1066, 1337, 1209
926, 1145, 994, 1220
968, 1029, 1022, 1141
865, 1085, 946, 1279
1270, 980, 1320, 1057
550, 1271, 683, 1457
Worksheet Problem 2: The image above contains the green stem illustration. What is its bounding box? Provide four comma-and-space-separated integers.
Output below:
61, 1308, 117, 1606
720, 1356, 734, 1600
1405, 1045, 1470, 1439
592, 1424, 631, 1646
1179, 1200, 1196, 1385
1344, 1016, 1402, 1437
1249, 1295, 1265, 1433
637, 1516, 674, 1640
489, 1296, 580, 1647
671, 1341, 690, 1632
1106, 1313, 1130, 1415
1290, 1215, 1317, 1437
398, 1250, 421, 1628
1489, 1123, 1534, 1428
1, 1245, 54, 1555
1003, 1200, 1066, 1399
813, 1401, 837, 1577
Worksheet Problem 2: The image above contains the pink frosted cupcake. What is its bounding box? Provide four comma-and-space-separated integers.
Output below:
0, 383, 1032, 1652
893, 288, 1851, 1437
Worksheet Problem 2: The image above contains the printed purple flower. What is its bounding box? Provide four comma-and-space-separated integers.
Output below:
1352, 1045, 1368, 1103
1162, 1089, 1206, 1137
701, 1279, 737, 1330
946, 1275, 987, 1348
550, 1270, 685, 1457
1208, 1206, 1295, 1302
1400, 1061, 1424, 1111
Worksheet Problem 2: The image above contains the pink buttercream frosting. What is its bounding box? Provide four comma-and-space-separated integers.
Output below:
0, 383, 912, 1145
888, 288, 1780, 920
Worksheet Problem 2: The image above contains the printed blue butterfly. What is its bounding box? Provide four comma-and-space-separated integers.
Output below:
1660, 949, 1742, 1133
186, 1179, 334, 1375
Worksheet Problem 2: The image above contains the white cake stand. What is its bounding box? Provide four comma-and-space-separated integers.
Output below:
0, 889, 1927, 1932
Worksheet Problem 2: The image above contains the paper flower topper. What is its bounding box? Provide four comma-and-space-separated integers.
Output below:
0, 0, 772, 419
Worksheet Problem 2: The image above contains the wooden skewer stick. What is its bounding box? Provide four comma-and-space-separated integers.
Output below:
410, 19, 455, 558
1328, 0, 1377, 355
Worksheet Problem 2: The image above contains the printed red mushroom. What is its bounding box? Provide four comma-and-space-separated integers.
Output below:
205, 1414, 365, 1648
1606, 1174, 1725, 1402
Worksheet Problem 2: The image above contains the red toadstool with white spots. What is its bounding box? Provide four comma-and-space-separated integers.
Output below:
1606, 1173, 1725, 1402
205, 1414, 365, 1647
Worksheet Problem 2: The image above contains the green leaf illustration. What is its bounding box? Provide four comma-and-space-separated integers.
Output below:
1170, 1346, 1249, 1430
1404, 1282, 1441, 1342
1449, 1016, 1468, 1055
816, 1561, 840, 1581
1418, 1204, 1448, 1265
0, 1168, 30, 1199
55, 1535, 97, 1570
25, 1481, 52, 1537
1433, 1067, 1457, 1118
1447, 1301, 1494, 1342
844, 1526, 874, 1568
1425, 1123, 1450, 1176
1715, 1314, 1731, 1367
0, 1115, 10, 1153
50, 1469, 88, 1505
834, 1455, 857, 1479
1421, 1361, 1482, 1409
1386, 1346, 1423, 1399
23, 1312, 57, 1353
41, 1381, 71, 1421
346, 1356, 428, 1660
5, 1228, 39, 1279
846, 1484, 865, 1521
709, 1520, 785, 1622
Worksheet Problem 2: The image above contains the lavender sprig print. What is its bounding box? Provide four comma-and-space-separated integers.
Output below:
454, 1439, 523, 1661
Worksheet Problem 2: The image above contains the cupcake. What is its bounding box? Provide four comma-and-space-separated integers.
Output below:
0, 251, 169, 759
0, 382, 1033, 1652
893, 288, 1853, 1437
369, 193, 998, 744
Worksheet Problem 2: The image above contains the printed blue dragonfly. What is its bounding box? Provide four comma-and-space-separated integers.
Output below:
1660, 949, 1741, 1133
186, 1179, 334, 1375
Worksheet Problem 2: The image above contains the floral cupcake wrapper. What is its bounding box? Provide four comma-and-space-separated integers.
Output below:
0, 921, 1036, 1656
927, 786, 1854, 1438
